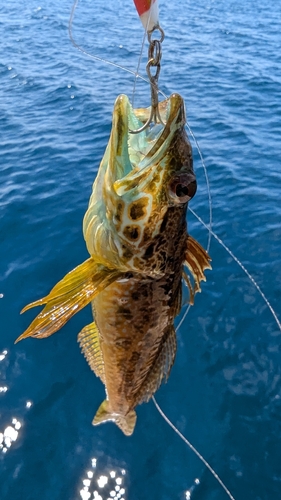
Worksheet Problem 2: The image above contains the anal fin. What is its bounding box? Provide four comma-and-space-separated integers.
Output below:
136, 325, 177, 405
93, 399, 137, 436
78, 322, 105, 383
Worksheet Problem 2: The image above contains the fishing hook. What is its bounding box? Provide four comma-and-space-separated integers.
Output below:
130, 25, 165, 134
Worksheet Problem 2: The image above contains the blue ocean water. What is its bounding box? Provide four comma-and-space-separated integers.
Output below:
0, 0, 280, 499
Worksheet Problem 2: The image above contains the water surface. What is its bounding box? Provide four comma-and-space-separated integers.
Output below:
0, 1, 281, 499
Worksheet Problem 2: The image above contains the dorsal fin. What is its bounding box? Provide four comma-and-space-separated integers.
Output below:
136, 325, 177, 405
78, 322, 105, 383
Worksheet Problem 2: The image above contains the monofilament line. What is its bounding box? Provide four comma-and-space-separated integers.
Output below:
131, 4, 152, 107
69, 0, 142, 78
189, 208, 281, 333
152, 396, 236, 500
186, 124, 213, 253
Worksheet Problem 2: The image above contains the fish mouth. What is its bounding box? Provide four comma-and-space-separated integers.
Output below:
83, 92, 194, 266
104, 93, 188, 196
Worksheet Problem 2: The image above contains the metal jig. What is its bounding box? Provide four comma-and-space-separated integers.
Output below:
130, 25, 165, 134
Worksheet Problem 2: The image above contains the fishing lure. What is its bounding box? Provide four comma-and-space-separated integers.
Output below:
133, 0, 159, 30
15, 18, 211, 436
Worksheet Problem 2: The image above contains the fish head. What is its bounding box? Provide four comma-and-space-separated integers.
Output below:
83, 93, 197, 273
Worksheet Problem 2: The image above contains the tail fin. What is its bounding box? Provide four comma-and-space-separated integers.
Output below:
93, 400, 137, 436
15, 259, 121, 343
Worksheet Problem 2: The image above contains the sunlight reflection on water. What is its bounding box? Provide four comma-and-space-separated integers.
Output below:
0, 349, 33, 454
79, 458, 127, 500
0, 418, 21, 454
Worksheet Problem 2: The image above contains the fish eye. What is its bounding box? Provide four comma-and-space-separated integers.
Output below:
168, 173, 197, 204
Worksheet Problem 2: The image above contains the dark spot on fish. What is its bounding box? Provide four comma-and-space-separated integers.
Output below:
168, 155, 177, 169
142, 227, 151, 243
129, 198, 148, 220
124, 181, 138, 192
124, 272, 134, 279
153, 172, 161, 188
154, 234, 165, 252
143, 243, 154, 259
160, 212, 168, 233
162, 281, 173, 303
131, 291, 139, 301
115, 201, 124, 222
124, 370, 135, 384
118, 306, 132, 318
140, 286, 149, 299
116, 118, 125, 156
124, 225, 140, 241
122, 247, 133, 260
142, 313, 150, 324
147, 180, 157, 195
159, 249, 167, 260
166, 255, 174, 266
115, 337, 132, 348
130, 351, 140, 363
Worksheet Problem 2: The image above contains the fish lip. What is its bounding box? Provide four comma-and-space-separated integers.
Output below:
113, 92, 186, 172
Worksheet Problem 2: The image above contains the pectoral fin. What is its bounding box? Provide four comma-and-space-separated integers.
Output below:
15, 259, 121, 343
93, 400, 137, 436
78, 322, 105, 383
183, 235, 212, 298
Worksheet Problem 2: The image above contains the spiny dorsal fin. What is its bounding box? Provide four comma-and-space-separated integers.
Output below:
136, 325, 177, 405
78, 322, 105, 383
93, 399, 137, 436
15, 259, 122, 343
184, 235, 212, 296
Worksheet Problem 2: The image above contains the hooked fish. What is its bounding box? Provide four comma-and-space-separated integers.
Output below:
16, 92, 211, 436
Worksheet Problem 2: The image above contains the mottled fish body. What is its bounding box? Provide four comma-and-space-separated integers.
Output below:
16, 93, 211, 435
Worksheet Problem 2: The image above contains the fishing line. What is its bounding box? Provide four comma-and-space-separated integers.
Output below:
131, 30, 147, 107
186, 125, 213, 254
131, 4, 152, 107
152, 396, 236, 500
189, 208, 281, 333
176, 135, 212, 333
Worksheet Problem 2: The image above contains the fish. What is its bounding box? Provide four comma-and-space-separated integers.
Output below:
15, 92, 211, 436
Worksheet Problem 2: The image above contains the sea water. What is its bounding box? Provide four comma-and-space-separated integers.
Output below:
0, 1, 281, 499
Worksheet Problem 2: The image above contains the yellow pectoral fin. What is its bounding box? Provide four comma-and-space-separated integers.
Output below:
15, 259, 121, 343
184, 235, 212, 297
21, 258, 101, 312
